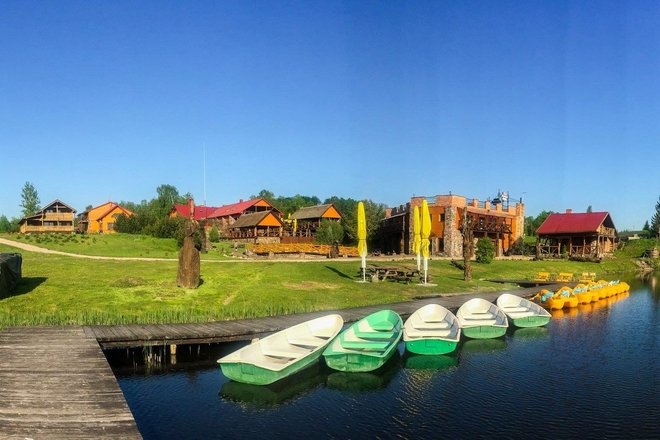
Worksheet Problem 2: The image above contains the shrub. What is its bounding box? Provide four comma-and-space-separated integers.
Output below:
208, 226, 220, 243
475, 237, 495, 263
315, 220, 344, 245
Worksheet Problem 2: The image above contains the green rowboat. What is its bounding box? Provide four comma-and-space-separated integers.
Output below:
323, 310, 402, 372
217, 314, 343, 385
403, 304, 461, 355
497, 293, 551, 328
456, 298, 509, 339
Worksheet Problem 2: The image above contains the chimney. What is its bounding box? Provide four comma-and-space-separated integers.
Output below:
566, 209, 572, 214
239, 199, 244, 203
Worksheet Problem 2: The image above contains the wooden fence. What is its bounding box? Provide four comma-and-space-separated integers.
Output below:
249, 243, 359, 257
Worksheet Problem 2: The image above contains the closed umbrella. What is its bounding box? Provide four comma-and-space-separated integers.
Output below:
413, 205, 421, 271
421, 200, 431, 284
357, 201, 368, 282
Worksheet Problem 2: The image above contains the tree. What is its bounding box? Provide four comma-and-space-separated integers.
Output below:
154, 184, 186, 217
20, 181, 41, 217
208, 226, 220, 243
651, 196, 660, 238
0, 215, 11, 232
315, 220, 344, 244
643, 220, 650, 232
460, 209, 474, 281
586, 205, 593, 213
475, 237, 495, 263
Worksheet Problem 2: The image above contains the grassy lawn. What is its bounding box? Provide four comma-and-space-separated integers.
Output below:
0, 233, 240, 260
0, 237, 647, 326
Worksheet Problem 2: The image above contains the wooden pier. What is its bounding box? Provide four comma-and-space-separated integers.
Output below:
86, 285, 551, 349
0, 326, 141, 439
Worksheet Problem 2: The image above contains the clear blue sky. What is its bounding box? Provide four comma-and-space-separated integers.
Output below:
1, 1, 658, 229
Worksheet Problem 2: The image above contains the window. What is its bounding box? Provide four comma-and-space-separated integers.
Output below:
439, 214, 445, 222
108, 223, 114, 230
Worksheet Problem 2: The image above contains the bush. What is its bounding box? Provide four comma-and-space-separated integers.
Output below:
315, 220, 344, 245
475, 237, 495, 263
208, 226, 220, 243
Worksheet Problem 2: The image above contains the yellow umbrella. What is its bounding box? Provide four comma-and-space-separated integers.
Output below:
413, 205, 421, 271
421, 200, 431, 283
292, 218, 297, 236
357, 201, 368, 281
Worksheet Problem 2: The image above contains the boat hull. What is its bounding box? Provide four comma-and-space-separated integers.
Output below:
405, 338, 458, 355
462, 325, 507, 339
323, 342, 398, 372
511, 315, 551, 328
219, 350, 323, 386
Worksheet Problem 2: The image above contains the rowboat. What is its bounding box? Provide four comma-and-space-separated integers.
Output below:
496, 293, 551, 328
456, 298, 509, 339
217, 314, 343, 385
323, 310, 402, 372
403, 304, 461, 355
532, 289, 565, 310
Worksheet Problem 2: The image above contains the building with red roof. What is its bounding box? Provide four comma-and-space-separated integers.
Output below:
536, 209, 617, 258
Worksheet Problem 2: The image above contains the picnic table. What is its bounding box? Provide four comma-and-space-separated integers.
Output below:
364, 265, 428, 284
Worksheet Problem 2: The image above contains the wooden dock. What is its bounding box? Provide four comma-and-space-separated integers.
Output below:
86, 285, 552, 349
0, 326, 141, 439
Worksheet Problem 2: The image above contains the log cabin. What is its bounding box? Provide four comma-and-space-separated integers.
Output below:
77, 202, 133, 234
19, 200, 76, 234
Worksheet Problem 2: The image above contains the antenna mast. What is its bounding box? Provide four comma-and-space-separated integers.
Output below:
203, 143, 207, 207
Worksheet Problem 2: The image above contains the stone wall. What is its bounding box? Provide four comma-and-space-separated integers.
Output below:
443, 206, 464, 258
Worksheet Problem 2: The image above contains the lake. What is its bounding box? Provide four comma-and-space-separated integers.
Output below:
107, 275, 659, 439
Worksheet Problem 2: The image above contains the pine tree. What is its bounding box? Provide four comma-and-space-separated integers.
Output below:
651, 196, 660, 238
20, 182, 41, 217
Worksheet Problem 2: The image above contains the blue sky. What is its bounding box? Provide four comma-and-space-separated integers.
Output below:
1, 1, 658, 229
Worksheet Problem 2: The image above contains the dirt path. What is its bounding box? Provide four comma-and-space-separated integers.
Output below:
0, 237, 408, 264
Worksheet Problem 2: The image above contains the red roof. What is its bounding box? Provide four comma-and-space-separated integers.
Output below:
536, 212, 615, 235
209, 198, 279, 218
172, 204, 219, 220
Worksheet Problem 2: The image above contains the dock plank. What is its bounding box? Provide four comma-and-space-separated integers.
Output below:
0, 326, 141, 439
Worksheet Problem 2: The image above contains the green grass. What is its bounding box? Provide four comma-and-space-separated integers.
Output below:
0, 238, 645, 326
1, 233, 240, 260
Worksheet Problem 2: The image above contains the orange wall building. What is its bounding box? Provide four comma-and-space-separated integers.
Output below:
381, 194, 525, 258
77, 202, 133, 234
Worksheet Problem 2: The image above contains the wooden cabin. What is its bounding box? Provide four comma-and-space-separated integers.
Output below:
77, 202, 133, 234
289, 204, 342, 238
208, 198, 281, 237
536, 210, 617, 258
19, 200, 76, 234
169, 201, 220, 221
228, 211, 284, 239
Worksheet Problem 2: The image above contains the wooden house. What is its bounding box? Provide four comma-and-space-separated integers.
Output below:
289, 204, 342, 238
536, 210, 617, 258
77, 202, 133, 234
169, 201, 220, 221
19, 200, 76, 234
208, 198, 281, 236
228, 211, 284, 239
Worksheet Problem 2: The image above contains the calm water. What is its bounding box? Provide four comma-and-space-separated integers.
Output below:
108, 275, 660, 440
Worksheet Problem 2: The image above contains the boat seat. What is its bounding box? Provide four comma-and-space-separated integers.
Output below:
463, 313, 495, 320
340, 339, 389, 351
502, 306, 527, 312
354, 329, 396, 340
412, 321, 450, 330
405, 328, 452, 338
261, 346, 310, 359
287, 336, 326, 347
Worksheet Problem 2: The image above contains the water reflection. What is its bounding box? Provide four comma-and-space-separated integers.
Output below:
512, 326, 549, 340
220, 363, 327, 408
460, 338, 507, 353
326, 352, 401, 392
403, 353, 458, 371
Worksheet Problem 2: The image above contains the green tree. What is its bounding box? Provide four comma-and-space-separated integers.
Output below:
475, 237, 495, 263
532, 210, 553, 233
208, 226, 220, 243
0, 215, 11, 232
20, 181, 41, 217
651, 196, 660, 238
154, 184, 186, 217
315, 220, 344, 244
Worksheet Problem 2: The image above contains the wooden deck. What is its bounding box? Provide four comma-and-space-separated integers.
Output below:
86, 285, 553, 349
0, 326, 141, 439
